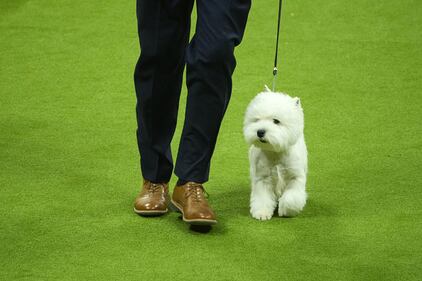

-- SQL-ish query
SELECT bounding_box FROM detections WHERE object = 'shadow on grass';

[210,181,336,221]
[130,182,335,234]
[172,213,226,235]
[0,0,29,14]
[267,199,336,220]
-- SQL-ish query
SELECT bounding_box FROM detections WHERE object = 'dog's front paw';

[278,188,307,217]
[251,209,273,221]
[278,204,300,217]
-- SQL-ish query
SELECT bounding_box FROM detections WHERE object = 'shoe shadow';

[171,214,224,235]
[168,201,226,234]
[189,225,213,233]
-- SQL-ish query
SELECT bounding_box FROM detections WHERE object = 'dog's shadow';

[211,182,335,221]
[272,198,336,219]
[211,184,251,216]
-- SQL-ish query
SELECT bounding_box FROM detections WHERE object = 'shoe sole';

[170,200,217,225]
[133,208,168,216]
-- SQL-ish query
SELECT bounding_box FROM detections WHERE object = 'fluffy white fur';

[243,86,308,220]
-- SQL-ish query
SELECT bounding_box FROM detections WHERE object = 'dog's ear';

[293,97,301,106]
[264,85,271,92]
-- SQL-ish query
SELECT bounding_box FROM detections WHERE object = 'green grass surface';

[1,0,421,280]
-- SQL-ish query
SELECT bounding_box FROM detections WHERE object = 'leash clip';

[272,67,278,91]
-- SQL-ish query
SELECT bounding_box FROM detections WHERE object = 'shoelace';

[185,183,209,203]
[147,183,165,194]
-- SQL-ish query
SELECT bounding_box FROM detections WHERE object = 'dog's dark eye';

[273,119,280,124]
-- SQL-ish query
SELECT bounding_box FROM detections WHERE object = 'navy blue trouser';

[134,0,251,183]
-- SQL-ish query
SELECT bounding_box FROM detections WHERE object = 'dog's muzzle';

[257,129,265,138]
[257,129,267,143]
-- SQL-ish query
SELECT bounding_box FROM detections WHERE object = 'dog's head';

[243,86,304,153]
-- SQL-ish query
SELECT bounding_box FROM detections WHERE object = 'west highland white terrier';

[243,86,308,220]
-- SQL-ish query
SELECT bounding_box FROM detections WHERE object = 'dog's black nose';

[257,129,265,138]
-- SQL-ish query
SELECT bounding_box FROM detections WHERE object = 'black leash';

[272,0,283,91]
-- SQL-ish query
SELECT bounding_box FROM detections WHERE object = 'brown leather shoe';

[171,182,217,225]
[134,180,169,216]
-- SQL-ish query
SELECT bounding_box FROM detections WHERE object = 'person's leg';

[134,0,194,183]
[174,0,251,183]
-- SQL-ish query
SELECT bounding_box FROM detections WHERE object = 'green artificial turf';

[1,0,421,280]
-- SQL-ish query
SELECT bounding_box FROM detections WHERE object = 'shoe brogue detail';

[134,180,169,215]
[171,182,217,225]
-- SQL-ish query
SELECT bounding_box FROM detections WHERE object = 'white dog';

[243,86,308,220]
